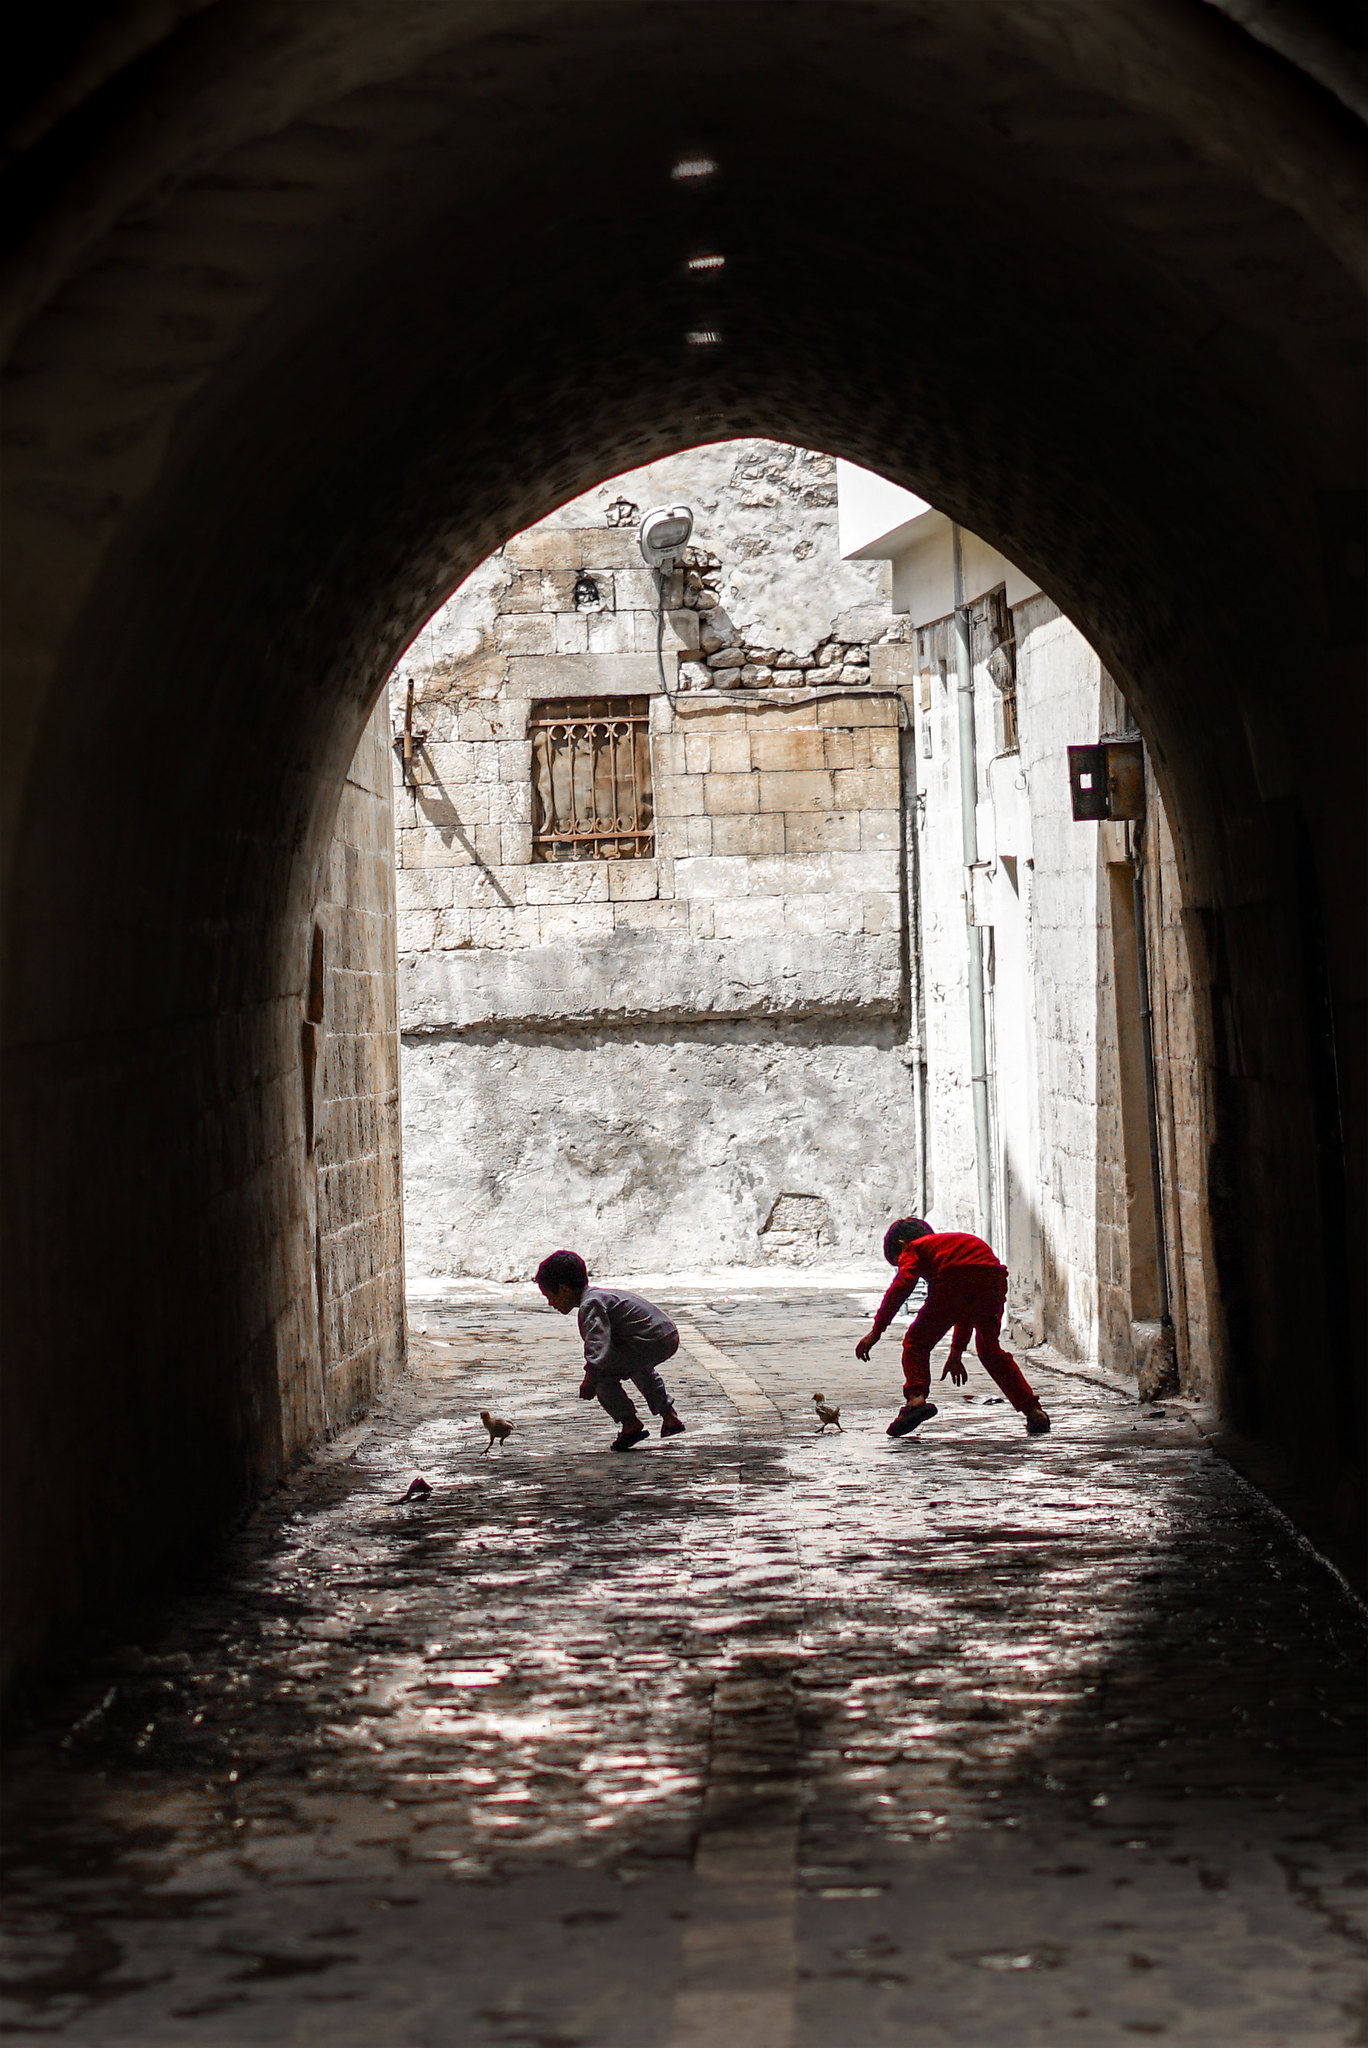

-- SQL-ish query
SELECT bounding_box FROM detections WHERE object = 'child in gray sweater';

[535,1249,687,1452]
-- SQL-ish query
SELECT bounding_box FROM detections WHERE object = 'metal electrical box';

[1068,739,1145,822]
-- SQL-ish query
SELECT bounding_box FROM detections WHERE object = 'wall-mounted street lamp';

[639,504,693,569]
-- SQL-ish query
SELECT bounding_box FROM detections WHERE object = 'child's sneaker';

[610,1421,649,1452]
[1024,1404,1052,1436]
[659,1410,686,1438]
[887,1401,937,1437]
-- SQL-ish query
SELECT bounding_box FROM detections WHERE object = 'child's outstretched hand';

[854,1332,876,1362]
[578,1373,596,1400]
[941,1354,968,1385]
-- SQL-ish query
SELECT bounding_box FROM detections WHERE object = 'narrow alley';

[4,9,1365,2046]
[4,1289,1363,2046]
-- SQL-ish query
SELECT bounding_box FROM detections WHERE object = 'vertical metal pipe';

[1131,827,1172,1326]
[898,698,931,1217]
[953,524,994,1241]
[653,566,675,699]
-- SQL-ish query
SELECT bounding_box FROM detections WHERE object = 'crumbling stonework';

[429,441,893,653]
[673,538,887,691]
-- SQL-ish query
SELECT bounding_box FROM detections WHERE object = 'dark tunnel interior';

[1,0,1364,1687]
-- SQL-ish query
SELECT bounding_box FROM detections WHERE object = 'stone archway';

[2,0,1363,1681]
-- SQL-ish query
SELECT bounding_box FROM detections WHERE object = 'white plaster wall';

[909,588,1114,1361]
[890,520,1040,625]
[401,1024,918,1281]
[984,752,1040,1333]
[835,460,929,557]
[912,659,979,1235]
[1012,597,1108,1361]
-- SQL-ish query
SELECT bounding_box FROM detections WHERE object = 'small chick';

[812,1391,843,1434]
[401,1475,432,1501]
[480,1409,513,1455]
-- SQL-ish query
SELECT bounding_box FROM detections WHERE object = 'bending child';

[536,1250,687,1453]
[856,1217,1051,1439]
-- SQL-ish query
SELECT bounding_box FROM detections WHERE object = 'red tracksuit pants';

[901,1270,1037,1411]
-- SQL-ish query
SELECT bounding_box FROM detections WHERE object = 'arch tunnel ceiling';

[1,0,1364,1669]
[7,0,1365,961]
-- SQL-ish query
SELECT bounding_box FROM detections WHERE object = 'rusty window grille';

[530,696,654,861]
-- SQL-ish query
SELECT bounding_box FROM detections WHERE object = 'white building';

[840,462,1210,1386]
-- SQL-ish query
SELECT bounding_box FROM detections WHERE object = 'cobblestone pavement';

[3,1287,1365,2046]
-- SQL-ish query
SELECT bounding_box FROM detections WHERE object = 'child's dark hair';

[536,1249,588,1294]
[883,1216,933,1266]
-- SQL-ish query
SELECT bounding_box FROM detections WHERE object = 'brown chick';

[479,1409,513,1455]
[812,1392,843,1433]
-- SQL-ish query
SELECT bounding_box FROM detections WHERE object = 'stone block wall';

[396,684,915,1280]
[312,700,405,1422]
[396,689,904,1018]
[1089,670,1151,1376]
[1146,788,1220,1400]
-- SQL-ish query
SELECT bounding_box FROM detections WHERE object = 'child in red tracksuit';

[855,1216,1051,1438]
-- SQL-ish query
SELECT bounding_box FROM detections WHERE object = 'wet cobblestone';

[2,1287,1365,2044]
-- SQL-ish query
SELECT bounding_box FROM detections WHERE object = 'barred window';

[530,696,654,861]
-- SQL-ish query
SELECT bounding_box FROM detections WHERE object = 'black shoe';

[659,1411,686,1438]
[1024,1405,1052,1436]
[887,1402,937,1438]
[611,1422,649,1452]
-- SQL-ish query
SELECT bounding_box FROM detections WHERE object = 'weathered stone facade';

[391,444,921,1280]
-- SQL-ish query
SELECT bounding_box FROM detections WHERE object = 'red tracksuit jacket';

[868,1231,1007,1342]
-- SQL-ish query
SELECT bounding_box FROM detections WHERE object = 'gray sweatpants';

[590,1332,679,1425]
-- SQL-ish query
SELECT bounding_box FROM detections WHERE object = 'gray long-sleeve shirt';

[577,1287,679,1374]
